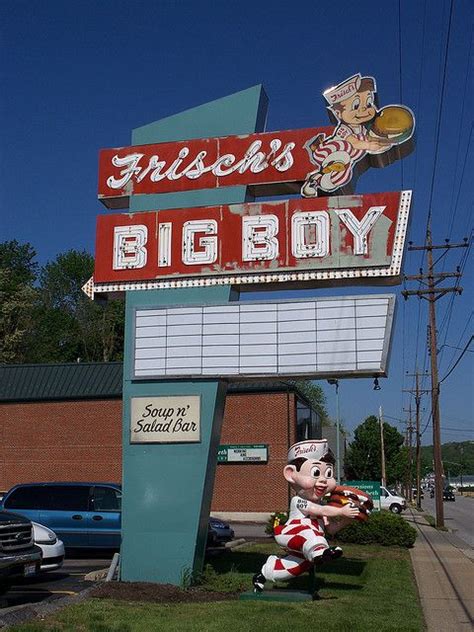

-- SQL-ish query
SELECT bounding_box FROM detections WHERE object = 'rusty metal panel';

[92,191,411,295]
[97,126,334,207]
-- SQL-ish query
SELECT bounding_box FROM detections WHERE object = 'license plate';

[24,563,37,577]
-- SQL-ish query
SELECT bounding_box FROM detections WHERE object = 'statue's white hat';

[287,439,333,463]
[323,73,361,105]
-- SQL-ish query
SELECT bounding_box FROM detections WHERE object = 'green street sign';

[218,444,268,463]
[345,480,381,510]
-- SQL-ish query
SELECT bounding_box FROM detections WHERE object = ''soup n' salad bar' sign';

[130,396,201,443]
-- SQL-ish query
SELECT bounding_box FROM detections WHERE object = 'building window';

[296,397,321,441]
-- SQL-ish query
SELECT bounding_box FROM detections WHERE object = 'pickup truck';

[380,486,407,513]
[0,510,42,595]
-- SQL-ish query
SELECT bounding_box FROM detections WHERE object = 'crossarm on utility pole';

[401,286,463,300]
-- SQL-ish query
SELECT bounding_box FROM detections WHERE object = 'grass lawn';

[8,543,424,632]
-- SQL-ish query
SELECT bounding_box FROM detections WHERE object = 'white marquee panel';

[132,294,395,379]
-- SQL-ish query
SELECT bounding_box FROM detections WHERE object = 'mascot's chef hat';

[287,439,333,463]
[323,73,362,105]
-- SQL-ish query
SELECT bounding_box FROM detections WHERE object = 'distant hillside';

[420,441,474,475]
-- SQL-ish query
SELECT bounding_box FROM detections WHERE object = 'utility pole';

[402,225,468,528]
[379,406,386,488]
[327,379,341,483]
[406,409,414,503]
[404,371,430,511]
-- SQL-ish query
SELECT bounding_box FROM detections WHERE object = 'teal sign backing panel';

[121,86,268,584]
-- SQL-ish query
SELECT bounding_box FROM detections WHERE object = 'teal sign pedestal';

[120,86,268,584]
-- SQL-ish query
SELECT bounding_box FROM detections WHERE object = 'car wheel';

[390,504,402,514]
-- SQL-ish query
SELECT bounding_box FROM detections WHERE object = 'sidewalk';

[404,507,474,631]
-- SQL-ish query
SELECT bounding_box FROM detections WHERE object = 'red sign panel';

[98,126,333,208]
[93,191,411,291]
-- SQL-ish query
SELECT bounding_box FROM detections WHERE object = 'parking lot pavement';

[231,522,268,540]
[0,552,114,611]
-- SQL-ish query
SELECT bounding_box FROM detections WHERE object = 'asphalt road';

[0,551,114,611]
[419,492,473,547]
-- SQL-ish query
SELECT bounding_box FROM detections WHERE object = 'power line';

[398,0,404,189]
[421,411,433,436]
[438,232,472,370]
[423,0,455,231]
[440,335,474,384]
[447,124,474,238]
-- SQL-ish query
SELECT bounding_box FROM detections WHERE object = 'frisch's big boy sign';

[91,74,415,295]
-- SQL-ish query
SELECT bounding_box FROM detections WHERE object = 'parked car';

[1,483,234,551]
[443,487,456,502]
[209,517,234,545]
[380,486,407,514]
[0,483,122,549]
[32,522,65,571]
[0,510,42,595]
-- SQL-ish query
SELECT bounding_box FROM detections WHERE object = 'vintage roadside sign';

[89,73,416,298]
[346,480,381,510]
[89,191,411,296]
[103,76,416,586]
[97,73,414,209]
[218,444,268,463]
[130,395,201,443]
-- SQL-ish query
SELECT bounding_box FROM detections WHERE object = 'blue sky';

[2,0,472,445]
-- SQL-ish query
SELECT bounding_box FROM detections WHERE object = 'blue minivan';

[0,483,121,548]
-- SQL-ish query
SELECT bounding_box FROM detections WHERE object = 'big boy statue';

[253,439,363,592]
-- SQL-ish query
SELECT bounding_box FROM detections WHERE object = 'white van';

[380,487,406,514]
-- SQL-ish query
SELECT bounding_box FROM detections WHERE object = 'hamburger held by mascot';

[327,486,374,522]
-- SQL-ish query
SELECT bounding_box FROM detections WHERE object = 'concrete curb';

[405,506,474,562]
[225,538,246,549]
[405,507,474,631]
[84,569,108,581]
[0,585,97,629]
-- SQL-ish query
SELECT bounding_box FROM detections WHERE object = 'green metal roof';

[0,363,305,403]
[0,362,123,402]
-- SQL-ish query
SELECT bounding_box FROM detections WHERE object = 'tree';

[31,250,124,363]
[0,243,125,364]
[0,240,38,290]
[0,241,39,363]
[292,380,329,425]
[421,441,474,477]
[344,415,406,485]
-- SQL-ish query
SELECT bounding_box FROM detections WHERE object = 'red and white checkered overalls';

[261,495,329,582]
[302,123,367,196]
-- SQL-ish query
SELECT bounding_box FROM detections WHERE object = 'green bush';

[265,511,288,535]
[335,511,417,547]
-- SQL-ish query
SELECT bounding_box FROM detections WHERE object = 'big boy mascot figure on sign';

[253,439,359,593]
[301,73,414,197]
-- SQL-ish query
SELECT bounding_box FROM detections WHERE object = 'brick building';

[0,363,322,519]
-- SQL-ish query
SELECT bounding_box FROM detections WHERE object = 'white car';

[32,522,65,571]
